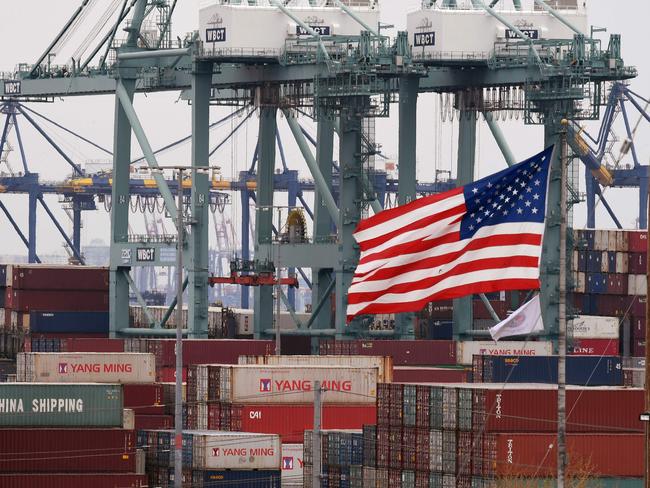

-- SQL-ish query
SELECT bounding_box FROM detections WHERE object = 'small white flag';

[489,295,544,341]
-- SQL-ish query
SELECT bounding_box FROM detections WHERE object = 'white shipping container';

[594,230,609,251]
[238,355,393,383]
[576,272,586,294]
[569,316,619,339]
[192,431,281,470]
[281,443,304,487]
[227,365,378,404]
[600,251,609,273]
[616,252,628,274]
[17,352,156,383]
[456,341,554,365]
[628,275,647,296]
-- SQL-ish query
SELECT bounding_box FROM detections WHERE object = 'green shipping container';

[0,383,123,427]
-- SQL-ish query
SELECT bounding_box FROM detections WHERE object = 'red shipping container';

[332,340,457,365]
[0,474,147,488]
[237,404,376,443]
[156,366,188,382]
[0,429,136,472]
[492,433,643,477]
[633,339,645,357]
[6,289,108,312]
[631,316,646,340]
[632,296,647,318]
[569,338,619,356]
[393,366,470,383]
[628,231,648,252]
[628,252,647,273]
[145,339,275,367]
[134,414,174,429]
[9,265,108,291]
[123,383,164,414]
[61,337,124,352]
[476,387,643,433]
[473,300,507,320]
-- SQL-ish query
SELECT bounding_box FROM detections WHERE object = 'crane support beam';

[533,0,584,37]
[333,0,380,38]
[37,195,84,264]
[0,199,41,263]
[484,114,517,167]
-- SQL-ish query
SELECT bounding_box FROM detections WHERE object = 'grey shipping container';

[0,383,123,427]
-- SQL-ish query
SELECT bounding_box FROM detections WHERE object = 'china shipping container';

[238,354,393,383]
[473,355,623,385]
[29,311,109,334]
[489,433,643,477]
[319,340,457,366]
[0,428,137,472]
[0,474,147,488]
[236,404,377,442]
[456,341,554,365]
[17,352,156,383]
[6,264,108,290]
[0,383,123,427]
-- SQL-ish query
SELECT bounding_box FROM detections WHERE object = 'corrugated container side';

[9,265,108,291]
[456,341,554,365]
[0,383,123,427]
[491,433,643,477]
[17,352,156,383]
[192,431,281,470]
[7,289,109,312]
[29,311,109,334]
[196,470,281,488]
[569,338,619,356]
[0,428,136,472]
[0,474,147,488]
[393,366,469,383]
[320,340,456,365]
[60,337,125,352]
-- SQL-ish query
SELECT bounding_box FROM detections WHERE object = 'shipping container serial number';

[414,31,435,47]
[136,247,156,262]
[206,28,226,43]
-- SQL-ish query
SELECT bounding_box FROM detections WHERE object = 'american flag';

[346,146,553,321]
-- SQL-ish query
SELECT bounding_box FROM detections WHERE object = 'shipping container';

[123,383,163,414]
[17,352,155,383]
[190,365,378,404]
[569,338,619,356]
[7,264,108,290]
[320,340,457,366]
[189,430,281,469]
[628,231,648,252]
[0,474,148,488]
[393,366,470,383]
[61,337,125,352]
[194,470,281,488]
[0,428,137,472]
[457,341,554,365]
[0,383,123,427]
[490,433,643,477]
[29,311,108,334]
[6,289,108,312]
[237,404,376,443]
[239,355,393,383]
[282,444,305,487]
[473,355,623,386]
[135,414,174,429]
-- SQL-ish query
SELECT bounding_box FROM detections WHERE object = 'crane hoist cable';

[53,0,100,56]
[71,0,123,65]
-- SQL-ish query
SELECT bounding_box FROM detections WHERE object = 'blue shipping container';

[478,356,623,386]
[29,310,109,333]
[195,470,281,488]
[428,320,453,340]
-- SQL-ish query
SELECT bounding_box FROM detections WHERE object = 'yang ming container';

[456,341,554,365]
[0,428,137,472]
[17,352,155,383]
[191,431,281,470]
[473,356,623,386]
[238,355,393,383]
[0,383,123,427]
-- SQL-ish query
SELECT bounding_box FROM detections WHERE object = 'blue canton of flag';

[460,146,552,239]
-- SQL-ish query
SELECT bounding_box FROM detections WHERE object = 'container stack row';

[0,265,110,359]
[136,429,282,488]
[572,229,647,358]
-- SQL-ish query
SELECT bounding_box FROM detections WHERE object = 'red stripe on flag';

[348,255,539,305]
[346,278,541,320]
[354,187,464,234]
[357,203,466,251]
[355,233,543,282]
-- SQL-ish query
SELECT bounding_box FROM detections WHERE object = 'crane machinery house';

[199,0,380,56]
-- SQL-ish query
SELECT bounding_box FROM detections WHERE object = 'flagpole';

[557,124,568,487]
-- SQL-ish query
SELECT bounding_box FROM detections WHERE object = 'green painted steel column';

[313,110,335,336]
[109,77,135,337]
[542,121,562,339]
[395,75,419,339]
[189,61,212,338]
[336,100,365,339]
[253,105,277,338]
[453,110,477,340]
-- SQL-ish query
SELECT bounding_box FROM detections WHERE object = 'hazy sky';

[0,0,648,259]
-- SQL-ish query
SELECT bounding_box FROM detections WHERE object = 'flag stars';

[534,180,540,186]
[469,224,475,231]
[472,187,479,194]
[533,194,540,200]
[525,201,532,207]
[499,194,505,200]
[487,182,493,188]
[532,208,539,214]
[516,208,523,215]
[526,187,532,193]
[476,217,482,223]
